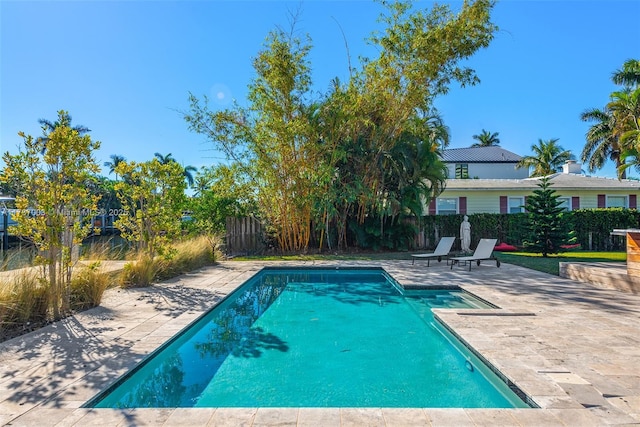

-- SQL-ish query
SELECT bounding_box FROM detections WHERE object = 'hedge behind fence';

[420,208,640,251]
[571,208,640,251]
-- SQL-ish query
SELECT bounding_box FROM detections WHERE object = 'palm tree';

[580,108,625,179]
[610,88,640,177]
[516,138,573,177]
[612,59,640,87]
[581,59,640,179]
[104,154,127,180]
[192,174,212,197]
[183,165,197,188]
[154,152,197,187]
[608,88,640,165]
[36,111,90,153]
[385,122,447,217]
[154,152,176,165]
[470,129,500,147]
[424,114,450,150]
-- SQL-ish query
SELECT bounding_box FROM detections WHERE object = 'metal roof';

[441,147,523,163]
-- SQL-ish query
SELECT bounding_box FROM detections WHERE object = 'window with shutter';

[571,196,580,210]
[436,198,458,215]
[508,197,524,213]
[428,199,436,215]
[459,197,467,215]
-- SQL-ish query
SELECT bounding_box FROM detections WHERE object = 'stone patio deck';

[1,259,639,426]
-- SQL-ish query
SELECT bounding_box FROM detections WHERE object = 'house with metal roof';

[442,146,528,179]
[431,148,640,215]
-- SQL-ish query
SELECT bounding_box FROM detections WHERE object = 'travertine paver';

[1,259,639,426]
[296,408,341,427]
[380,408,430,427]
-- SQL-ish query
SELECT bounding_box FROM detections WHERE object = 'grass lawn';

[233,250,627,276]
[232,252,412,262]
[494,251,626,275]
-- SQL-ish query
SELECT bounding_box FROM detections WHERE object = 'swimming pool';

[87,267,530,408]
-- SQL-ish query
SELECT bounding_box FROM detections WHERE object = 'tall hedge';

[420,213,528,250]
[420,208,639,251]
[571,208,639,250]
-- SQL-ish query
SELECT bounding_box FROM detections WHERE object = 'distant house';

[0,196,18,232]
[441,146,528,180]
[430,148,640,215]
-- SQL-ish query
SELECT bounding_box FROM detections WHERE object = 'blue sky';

[1,0,639,180]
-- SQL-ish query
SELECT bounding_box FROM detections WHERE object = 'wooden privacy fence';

[225,216,265,255]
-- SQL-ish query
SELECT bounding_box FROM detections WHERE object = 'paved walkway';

[1,259,639,426]
[0,261,127,280]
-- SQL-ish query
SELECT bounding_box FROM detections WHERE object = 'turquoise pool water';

[89,268,529,408]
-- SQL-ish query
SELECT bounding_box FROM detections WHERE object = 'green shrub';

[571,208,639,250]
[348,216,418,251]
[421,213,528,248]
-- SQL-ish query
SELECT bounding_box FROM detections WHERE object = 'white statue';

[460,215,471,252]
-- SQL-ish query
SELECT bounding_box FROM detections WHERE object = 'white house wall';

[466,191,527,213]
[446,163,528,180]
[579,194,599,210]
[437,190,524,214]
[433,189,640,214]
[470,163,529,179]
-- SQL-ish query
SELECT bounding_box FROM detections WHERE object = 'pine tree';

[523,176,575,257]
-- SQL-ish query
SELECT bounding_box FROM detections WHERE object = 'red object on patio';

[494,242,517,252]
[560,243,581,250]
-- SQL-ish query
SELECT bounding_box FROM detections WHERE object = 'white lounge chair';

[411,236,456,266]
[450,238,500,271]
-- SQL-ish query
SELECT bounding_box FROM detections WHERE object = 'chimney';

[562,160,582,174]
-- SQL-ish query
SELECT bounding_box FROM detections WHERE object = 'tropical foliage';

[36,112,90,153]
[185,0,497,252]
[186,164,255,236]
[470,129,500,147]
[1,110,101,319]
[154,152,197,187]
[104,154,126,180]
[581,59,640,179]
[516,138,573,177]
[580,107,622,177]
[114,158,187,259]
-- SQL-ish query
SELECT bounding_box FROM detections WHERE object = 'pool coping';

[1,260,639,426]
